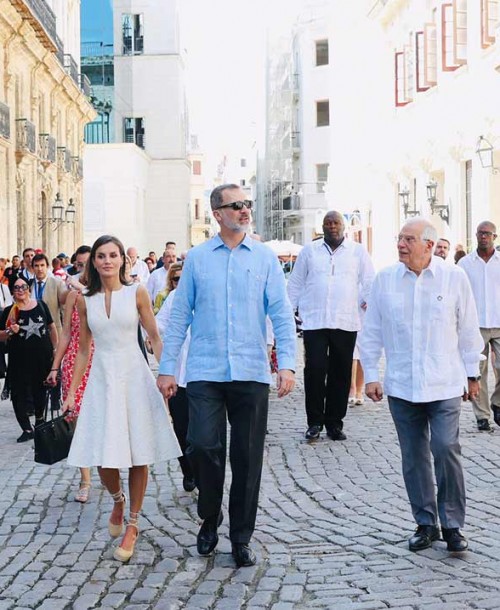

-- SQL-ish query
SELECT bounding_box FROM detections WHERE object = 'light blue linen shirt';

[158,234,296,384]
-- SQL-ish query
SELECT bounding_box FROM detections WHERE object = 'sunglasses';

[216,200,253,211]
[13,285,29,292]
[172,276,181,283]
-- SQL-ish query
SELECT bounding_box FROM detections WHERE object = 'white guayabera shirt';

[359,256,484,404]
[458,249,500,328]
[287,238,375,332]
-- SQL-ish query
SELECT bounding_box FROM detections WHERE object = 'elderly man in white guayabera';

[359,218,484,554]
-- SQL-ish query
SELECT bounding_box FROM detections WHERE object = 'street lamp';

[476,135,499,173]
[38,193,77,231]
[399,186,419,218]
[65,198,76,223]
[426,179,450,224]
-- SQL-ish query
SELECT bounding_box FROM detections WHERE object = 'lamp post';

[426,179,450,224]
[38,193,77,231]
[399,186,419,218]
[476,135,499,173]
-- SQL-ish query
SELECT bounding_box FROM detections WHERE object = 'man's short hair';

[74,245,91,257]
[437,238,450,246]
[32,253,49,266]
[422,225,438,243]
[210,183,240,210]
[22,247,35,257]
[165,241,176,248]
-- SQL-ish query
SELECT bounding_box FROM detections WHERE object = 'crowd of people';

[0,184,498,566]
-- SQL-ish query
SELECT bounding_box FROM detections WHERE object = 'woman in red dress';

[47,281,94,502]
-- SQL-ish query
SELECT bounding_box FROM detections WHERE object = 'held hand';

[10,323,20,334]
[276,369,295,398]
[463,379,480,402]
[366,382,383,402]
[157,374,177,400]
[45,370,58,386]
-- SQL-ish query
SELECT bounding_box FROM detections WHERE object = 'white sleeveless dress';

[68,283,181,468]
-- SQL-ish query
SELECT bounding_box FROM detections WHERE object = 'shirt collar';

[471,248,500,261]
[400,255,439,278]
[322,238,347,254]
[211,233,254,251]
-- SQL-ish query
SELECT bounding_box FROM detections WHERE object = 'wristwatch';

[467,376,481,381]
[5,328,13,337]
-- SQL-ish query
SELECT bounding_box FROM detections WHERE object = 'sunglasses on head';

[216,200,253,211]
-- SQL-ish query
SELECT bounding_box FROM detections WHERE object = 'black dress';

[0,302,54,432]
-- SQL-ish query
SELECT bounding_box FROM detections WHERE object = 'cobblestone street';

[1,348,500,610]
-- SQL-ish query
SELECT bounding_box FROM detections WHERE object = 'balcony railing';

[64,54,79,86]
[0,102,10,139]
[11,0,57,52]
[81,41,114,58]
[16,119,36,154]
[55,34,64,66]
[79,73,92,97]
[39,134,56,163]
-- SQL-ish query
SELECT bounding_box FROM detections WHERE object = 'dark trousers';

[12,383,46,432]
[168,387,193,478]
[303,328,357,430]
[186,380,269,544]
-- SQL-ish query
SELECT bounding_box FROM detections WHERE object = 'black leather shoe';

[197,511,223,556]
[477,419,491,431]
[305,425,321,441]
[442,528,468,552]
[492,405,500,427]
[16,430,34,443]
[408,525,440,552]
[231,543,256,567]
[182,476,196,492]
[326,427,347,441]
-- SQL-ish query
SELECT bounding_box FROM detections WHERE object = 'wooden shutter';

[453,0,468,65]
[481,0,498,47]
[424,23,437,86]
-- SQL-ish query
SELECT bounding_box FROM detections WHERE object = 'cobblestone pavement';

[1,347,500,609]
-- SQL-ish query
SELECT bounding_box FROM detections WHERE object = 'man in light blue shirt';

[158,184,296,568]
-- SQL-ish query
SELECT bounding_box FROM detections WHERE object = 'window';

[316,100,329,127]
[394,46,413,106]
[424,22,438,87]
[315,40,329,66]
[122,14,144,55]
[123,117,145,148]
[481,0,498,48]
[193,160,201,175]
[442,1,467,71]
[316,164,329,193]
[195,199,200,220]
[240,179,246,187]
[240,158,246,167]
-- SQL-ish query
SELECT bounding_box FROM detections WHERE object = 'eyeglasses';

[172,276,181,283]
[397,235,430,245]
[477,231,495,237]
[216,200,253,211]
[13,285,29,292]
[74,262,86,269]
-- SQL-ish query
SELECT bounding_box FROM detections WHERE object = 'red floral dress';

[61,305,94,415]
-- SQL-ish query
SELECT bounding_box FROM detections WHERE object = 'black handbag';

[34,394,76,465]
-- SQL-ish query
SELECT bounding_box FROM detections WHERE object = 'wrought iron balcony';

[39,134,56,163]
[16,119,36,154]
[79,74,92,97]
[64,54,79,86]
[11,0,57,51]
[0,102,10,139]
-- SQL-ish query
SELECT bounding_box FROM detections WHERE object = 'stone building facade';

[0,0,95,257]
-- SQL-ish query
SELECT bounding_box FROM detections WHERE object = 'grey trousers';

[471,327,500,421]
[388,396,465,529]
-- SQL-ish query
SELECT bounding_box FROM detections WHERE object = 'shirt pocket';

[247,271,266,302]
[386,293,407,353]
[428,293,455,354]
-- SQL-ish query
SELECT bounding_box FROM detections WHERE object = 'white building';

[260,2,331,244]
[83,0,190,255]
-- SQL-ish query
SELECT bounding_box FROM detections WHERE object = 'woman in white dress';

[63,235,181,563]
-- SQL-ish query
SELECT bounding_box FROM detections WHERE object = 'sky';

[179,0,304,173]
